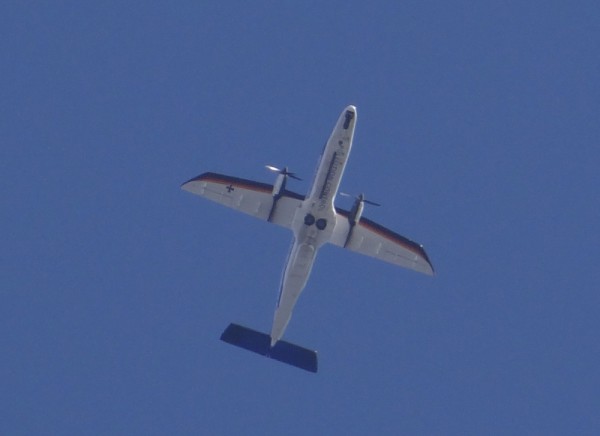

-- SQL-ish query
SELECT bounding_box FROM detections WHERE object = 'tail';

[220,323,318,373]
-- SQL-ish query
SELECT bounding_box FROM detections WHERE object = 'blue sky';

[2,1,599,434]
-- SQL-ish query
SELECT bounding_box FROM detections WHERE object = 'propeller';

[265,165,302,181]
[340,192,380,207]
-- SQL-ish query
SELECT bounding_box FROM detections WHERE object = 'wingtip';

[180,179,196,192]
[419,247,435,276]
[180,172,213,191]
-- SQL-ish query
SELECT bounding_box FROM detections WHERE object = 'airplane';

[181,105,434,373]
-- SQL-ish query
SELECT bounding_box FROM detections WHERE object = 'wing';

[330,208,434,275]
[181,172,304,229]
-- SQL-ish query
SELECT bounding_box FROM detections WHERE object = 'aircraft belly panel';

[271,242,317,343]
[308,107,356,211]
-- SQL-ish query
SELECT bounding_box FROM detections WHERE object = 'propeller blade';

[340,192,380,206]
[265,165,302,181]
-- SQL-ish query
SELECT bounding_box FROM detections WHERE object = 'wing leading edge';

[331,208,434,275]
[181,172,304,229]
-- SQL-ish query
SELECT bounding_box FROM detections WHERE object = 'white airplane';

[181,106,433,372]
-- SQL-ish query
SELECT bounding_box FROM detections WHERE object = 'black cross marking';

[226,184,235,193]
[343,110,354,129]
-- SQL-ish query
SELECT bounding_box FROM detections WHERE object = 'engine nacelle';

[266,165,301,199]
[348,196,365,226]
[272,173,287,198]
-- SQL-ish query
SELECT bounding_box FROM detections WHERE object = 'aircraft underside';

[181,105,433,372]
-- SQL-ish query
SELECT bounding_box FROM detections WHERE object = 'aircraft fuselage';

[270,106,357,344]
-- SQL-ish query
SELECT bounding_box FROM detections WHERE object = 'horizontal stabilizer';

[220,323,318,373]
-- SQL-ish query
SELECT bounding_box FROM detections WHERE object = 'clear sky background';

[2,2,599,435]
